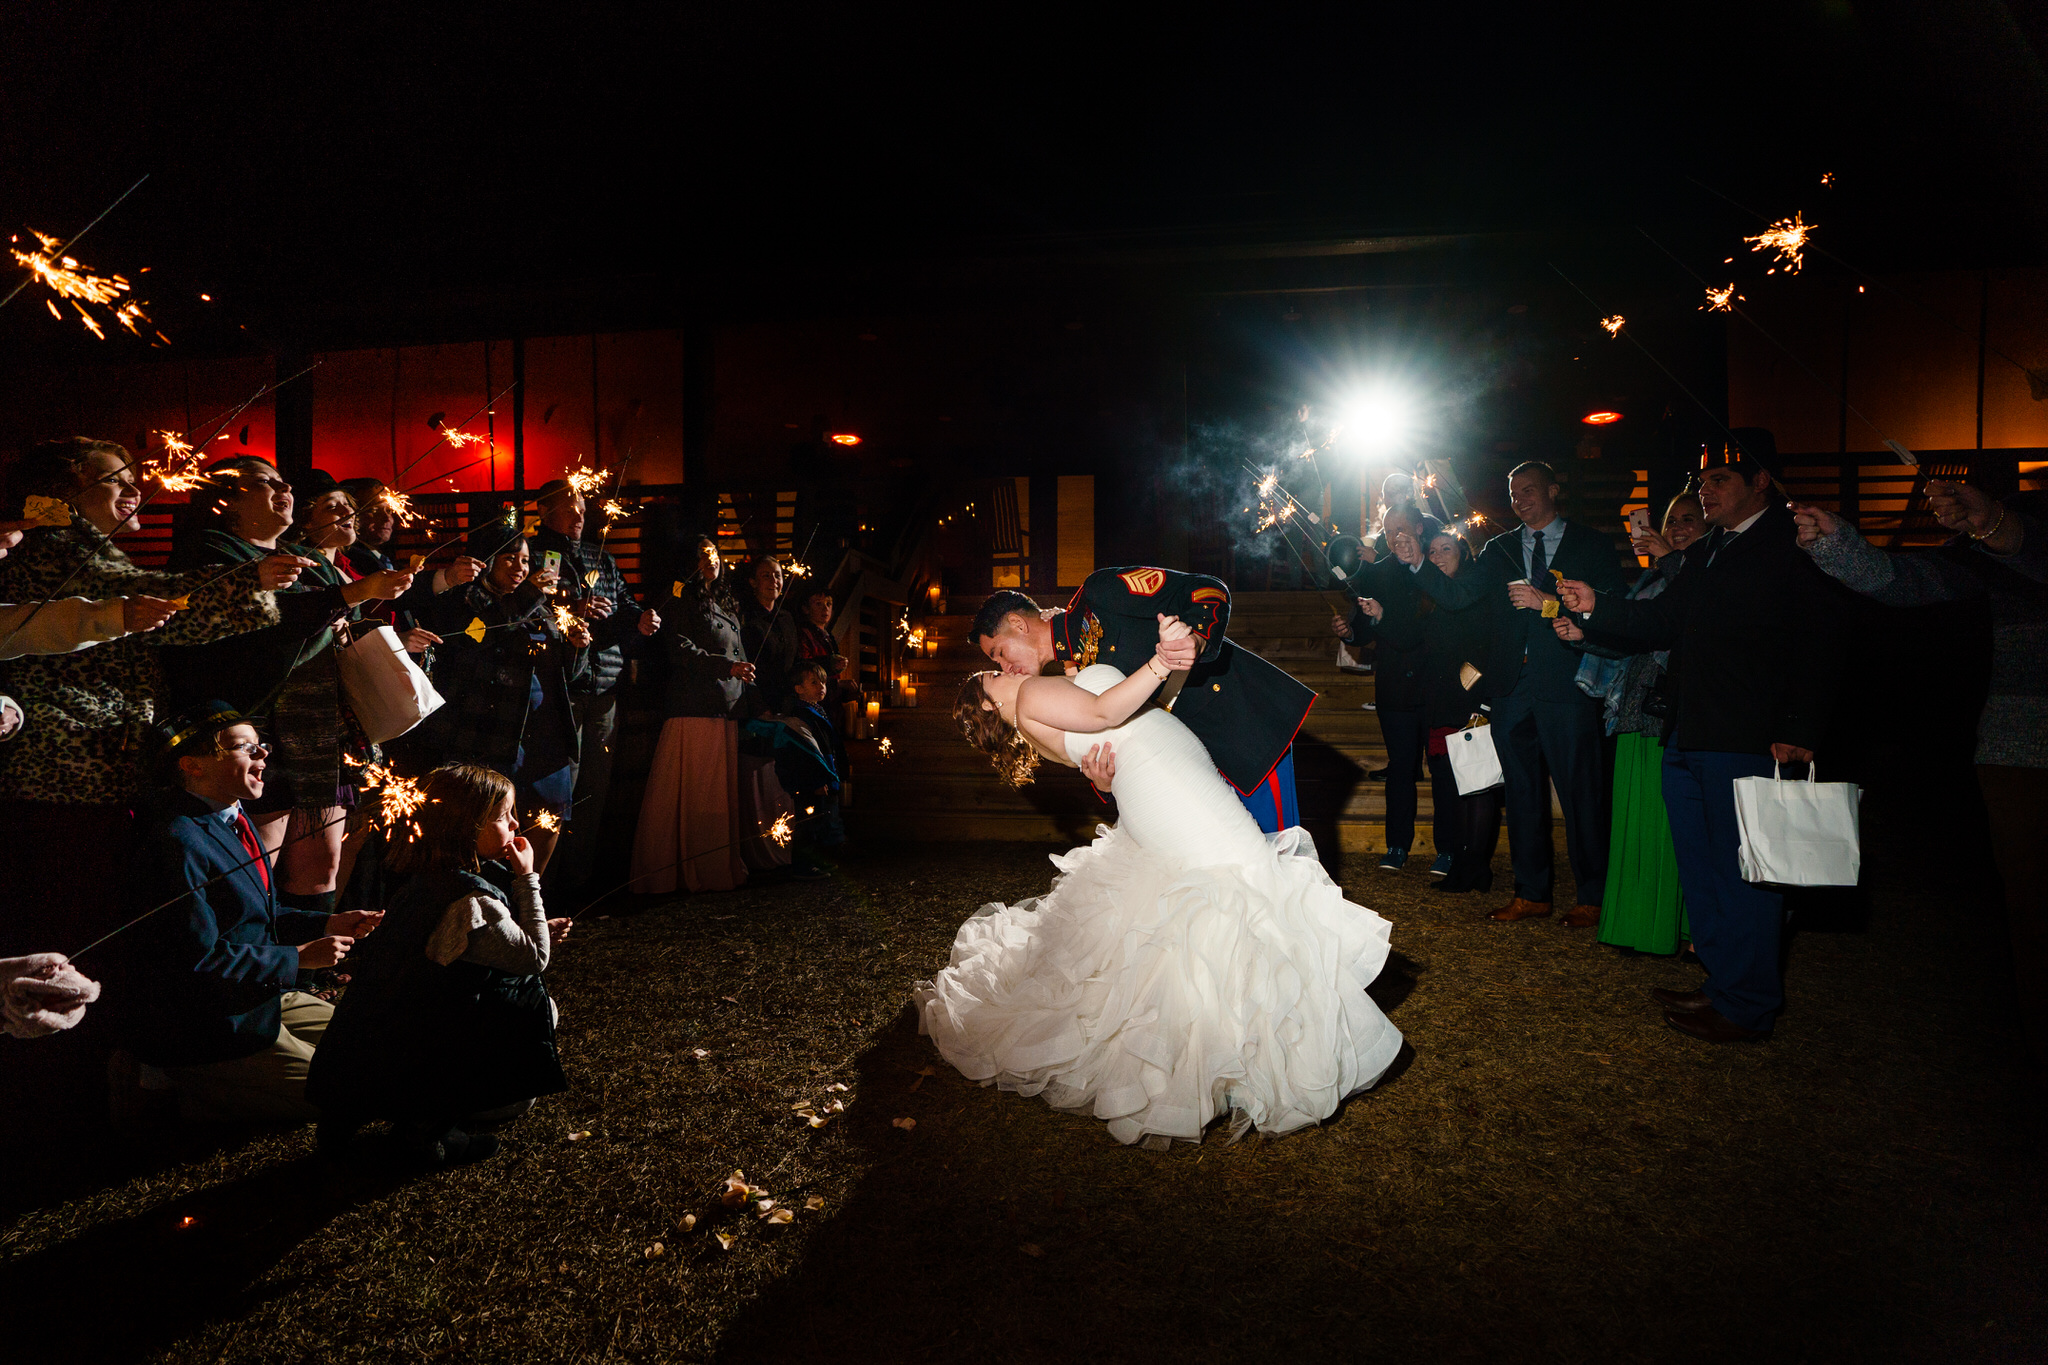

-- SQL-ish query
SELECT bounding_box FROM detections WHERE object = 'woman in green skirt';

[1558,492,1704,955]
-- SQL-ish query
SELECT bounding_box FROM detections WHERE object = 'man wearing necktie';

[122,703,382,1122]
[1410,462,1627,925]
[1556,434,1845,1043]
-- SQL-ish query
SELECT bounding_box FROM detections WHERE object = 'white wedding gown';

[913,665,1404,1146]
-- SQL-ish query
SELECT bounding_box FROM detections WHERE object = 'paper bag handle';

[1770,760,1819,783]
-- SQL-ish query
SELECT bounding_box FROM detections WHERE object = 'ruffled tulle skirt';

[913,824,1403,1146]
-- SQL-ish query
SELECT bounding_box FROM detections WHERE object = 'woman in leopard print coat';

[0,439,302,954]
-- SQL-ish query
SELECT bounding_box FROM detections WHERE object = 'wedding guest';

[1557,437,1843,1042]
[1412,461,1626,927]
[634,536,758,894]
[1333,512,1435,871]
[123,703,381,1122]
[793,583,851,701]
[1796,483,2048,1062]
[335,476,485,631]
[3,592,182,741]
[0,438,299,957]
[309,763,569,1165]
[337,477,398,579]
[1416,527,1503,894]
[1555,492,1705,955]
[740,554,800,713]
[782,658,847,873]
[164,461,420,920]
[419,528,592,876]
[527,479,660,894]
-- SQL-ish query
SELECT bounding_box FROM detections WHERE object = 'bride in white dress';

[913,616,1404,1146]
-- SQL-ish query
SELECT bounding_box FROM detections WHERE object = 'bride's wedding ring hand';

[1155,613,1197,670]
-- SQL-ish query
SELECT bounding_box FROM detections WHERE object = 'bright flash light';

[1334,390,1412,456]
[830,433,861,446]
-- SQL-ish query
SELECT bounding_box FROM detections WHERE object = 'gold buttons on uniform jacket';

[1212,683,1221,691]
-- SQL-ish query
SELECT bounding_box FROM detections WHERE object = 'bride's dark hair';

[954,673,1040,788]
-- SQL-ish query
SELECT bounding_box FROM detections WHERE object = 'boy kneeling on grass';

[309,764,570,1165]
[126,703,380,1123]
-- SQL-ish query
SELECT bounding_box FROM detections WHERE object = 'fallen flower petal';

[680,1214,697,1231]
[716,1231,737,1251]
[755,1199,776,1212]
[805,1196,825,1211]
[568,1131,591,1141]
[826,1083,848,1092]
[691,1048,712,1060]
[644,1243,665,1258]
[807,1115,828,1128]
[892,1117,917,1131]
[1020,1243,1044,1257]
[762,1207,795,1224]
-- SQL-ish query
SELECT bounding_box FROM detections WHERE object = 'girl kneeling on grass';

[309,764,571,1164]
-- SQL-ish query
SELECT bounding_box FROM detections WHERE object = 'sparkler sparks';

[785,559,812,578]
[1599,315,1626,337]
[765,812,794,848]
[554,603,582,636]
[877,737,895,758]
[8,230,153,340]
[530,809,562,833]
[564,465,605,496]
[147,430,210,492]
[437,423,486,448]
[378,488,420,525]
[349,758,428,842]
[1702,283,1743,313]
[1743,211,1814,275]
[600,498,629,521]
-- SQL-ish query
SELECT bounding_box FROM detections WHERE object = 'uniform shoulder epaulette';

[1189,585,1226,604]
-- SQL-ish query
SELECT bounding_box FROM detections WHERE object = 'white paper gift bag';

[1732,761,1862,887]
[1446,721,1504,795]
[334,624,445,744]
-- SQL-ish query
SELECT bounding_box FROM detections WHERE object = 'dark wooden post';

[274,348,313,483]
[682,314,716,536]
[512,336,527,498]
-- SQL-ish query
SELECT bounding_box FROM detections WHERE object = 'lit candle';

[866,698,881,723]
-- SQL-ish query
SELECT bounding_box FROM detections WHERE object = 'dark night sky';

[1,1,2044,348]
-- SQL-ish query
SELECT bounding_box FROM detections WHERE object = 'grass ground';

[1,834,2042,1364]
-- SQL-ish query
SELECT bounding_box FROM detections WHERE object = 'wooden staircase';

[844,591,1434,855]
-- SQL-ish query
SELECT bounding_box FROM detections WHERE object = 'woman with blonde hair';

[916,615,1404,1147]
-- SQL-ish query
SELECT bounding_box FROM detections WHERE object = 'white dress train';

[912,665,1403,1145]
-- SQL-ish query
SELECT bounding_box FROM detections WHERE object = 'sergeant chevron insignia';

[1119,568,1166,596]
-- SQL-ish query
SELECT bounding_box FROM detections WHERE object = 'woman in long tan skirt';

[632,537,757,893]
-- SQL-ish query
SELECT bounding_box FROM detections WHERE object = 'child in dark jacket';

[308,764,571,1164]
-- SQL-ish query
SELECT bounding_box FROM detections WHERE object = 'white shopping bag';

[1445,721,1503,795]
[1732,761,1862,887]
[334,624,445,744]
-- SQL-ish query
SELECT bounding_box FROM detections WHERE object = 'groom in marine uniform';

[971,566,1316,832]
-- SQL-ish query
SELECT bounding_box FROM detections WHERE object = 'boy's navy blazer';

[125,792,329,1068]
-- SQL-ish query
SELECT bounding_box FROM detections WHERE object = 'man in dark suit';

[123,703,379,1122]
[1410,462,1627,925]
[1558,439,1843,1042]
[973,567,1317,832]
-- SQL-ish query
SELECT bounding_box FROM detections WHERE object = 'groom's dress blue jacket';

[1051,566,1315,794]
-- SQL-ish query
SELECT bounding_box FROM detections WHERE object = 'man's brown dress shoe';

[1664,1006,1771,1043]
[1489,897,1552,922]
[1651,987,1712,1012]
[1561,904,1601,928]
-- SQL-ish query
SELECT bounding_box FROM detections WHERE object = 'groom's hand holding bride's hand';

[1078,742,1116,793]
[1155,613,1197,670]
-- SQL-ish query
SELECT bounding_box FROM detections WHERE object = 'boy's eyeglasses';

[221,741,271,758]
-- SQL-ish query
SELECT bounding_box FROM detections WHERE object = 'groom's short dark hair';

[971,590,1041,645]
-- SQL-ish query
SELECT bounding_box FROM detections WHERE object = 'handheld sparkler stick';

[0,174,150,311]
[748,523,822,667]
[393,384,517,483]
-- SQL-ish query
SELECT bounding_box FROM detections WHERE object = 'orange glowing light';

[1581,411,1623,426]
[830,434,861,446]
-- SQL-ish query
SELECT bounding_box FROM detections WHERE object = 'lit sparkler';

[1256,471,1279,499]
[147,429,210,492]
[765,812,794,847]
[1702,283,1743,313]
[437,422,486,448]
[378,487,420,526]
[530,809,562,833]
[351,759,428,842]
[8,230,153,340]
[785,559,812,578]
[1743,211,1814,275]
[877,737,895,758]
[1820,171,1835,186]
[564,465,605,496]
[1599,315,1625,337]
[600,498,629,521]
[554,603,582,635]
[895,609,912,642]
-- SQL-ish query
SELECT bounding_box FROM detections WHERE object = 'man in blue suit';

[124,703,381,1122]
[1411,462,1627,925]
